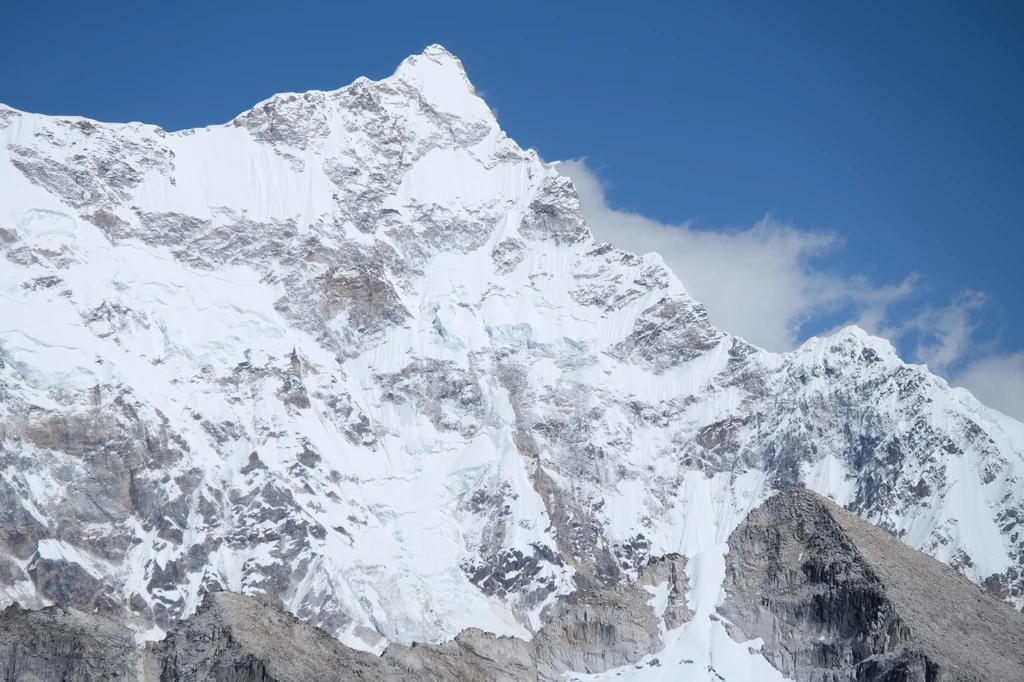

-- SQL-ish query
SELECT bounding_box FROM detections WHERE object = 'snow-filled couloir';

[1,45,1023,681]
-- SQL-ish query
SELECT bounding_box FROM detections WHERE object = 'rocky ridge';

[722,487,1024,681]
[5,489,1023,681]
[1,555,687,681]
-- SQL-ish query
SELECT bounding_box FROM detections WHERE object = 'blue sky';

[3,1,1022,417]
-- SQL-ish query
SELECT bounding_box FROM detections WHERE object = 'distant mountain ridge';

[1,45,1023,680]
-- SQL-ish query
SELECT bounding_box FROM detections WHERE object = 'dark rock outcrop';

[722,488,1024,681]
[0,603,138,680]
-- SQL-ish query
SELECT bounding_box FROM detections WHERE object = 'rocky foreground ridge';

[1,558,686,681]
[723,488,1024,682]
[2,45,1024,680]
[3,489,1022,681]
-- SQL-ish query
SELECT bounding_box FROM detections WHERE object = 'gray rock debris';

[0,552,690,682]
[0,603,138,680]
[153,569,685,682]
[722,487,1024,681]
[532,584,661,679]
[152,591,540,681]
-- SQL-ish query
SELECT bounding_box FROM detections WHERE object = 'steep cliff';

[722,488,1024,681]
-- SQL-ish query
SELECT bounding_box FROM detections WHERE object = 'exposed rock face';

[722,488,1024,681]
[0,562,687,682]
[532,586,662,678]
[153,591,537,682]
[638,553,692,630]
[0,603,137,680]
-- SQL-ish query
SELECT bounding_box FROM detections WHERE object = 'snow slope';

[1,45,1023,679]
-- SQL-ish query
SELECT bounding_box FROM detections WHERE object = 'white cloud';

[888,291,988,374]
[954,352,1024,422]
[557,159,917,352]
[557,159,1024,422]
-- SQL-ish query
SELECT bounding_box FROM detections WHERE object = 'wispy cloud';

[556,159,1024,421]
[558,159,918,352]
[955,352,1024,421]
[888,291,989,375]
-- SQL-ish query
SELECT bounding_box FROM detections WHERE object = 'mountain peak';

[421,43,461,63]
[390,45,491,119]
[3,46,1024,682]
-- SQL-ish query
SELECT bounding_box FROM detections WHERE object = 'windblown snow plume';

[1,46,1023,680]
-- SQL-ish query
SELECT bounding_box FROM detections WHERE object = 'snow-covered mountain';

[1,45,1023,680]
